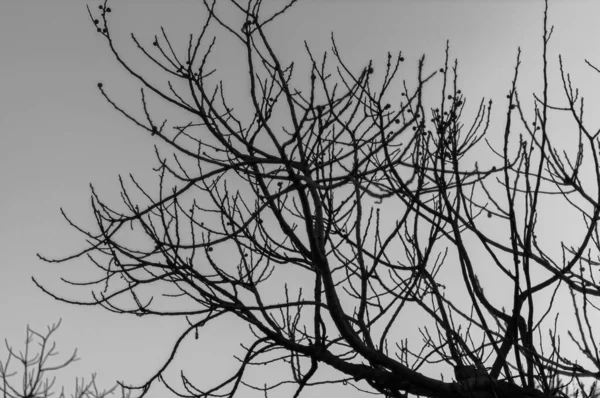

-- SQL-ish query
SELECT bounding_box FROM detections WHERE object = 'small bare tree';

[36,0,600,397]
[0,320,129,398]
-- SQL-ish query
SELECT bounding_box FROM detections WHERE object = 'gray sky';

[2,0,600,397]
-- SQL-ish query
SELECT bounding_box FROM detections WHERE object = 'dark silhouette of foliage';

[36,0,600,397]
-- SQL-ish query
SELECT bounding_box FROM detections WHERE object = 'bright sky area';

[2,0,600,397]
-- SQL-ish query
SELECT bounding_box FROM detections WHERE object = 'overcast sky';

[2,0,600,397]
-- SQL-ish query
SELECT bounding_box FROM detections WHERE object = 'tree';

[36,0,600,397]
[0,320,129,398]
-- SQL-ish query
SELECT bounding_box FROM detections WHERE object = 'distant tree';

[36,0,600,397]
[0,320,128,398]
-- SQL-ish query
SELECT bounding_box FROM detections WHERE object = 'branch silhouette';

[35,1,600,397]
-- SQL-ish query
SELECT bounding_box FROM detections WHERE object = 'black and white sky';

[1,1,600,397]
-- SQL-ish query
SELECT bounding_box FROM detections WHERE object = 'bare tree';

[36,0,600,397]
[0,320,129,398]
